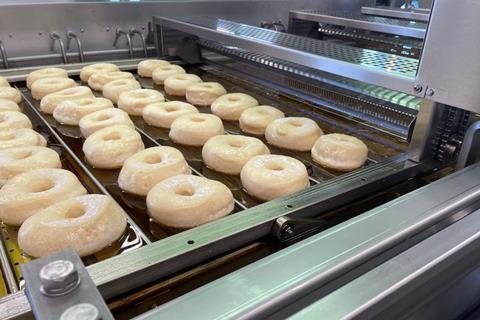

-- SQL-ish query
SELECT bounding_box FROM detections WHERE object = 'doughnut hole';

[64,203,86,219]
[228,96,241,102]
[165,106,178,112]
[265,162,284,171]
[228,140,245,148]
[289,119,304,127]
[175,184,195,197]
[144,153,162,164]
[0,132,14,141]
[95,114,111,122]
[29,179,56,193]
[14,150,33,160]
[190,116,206,123]
[103,132,121,141]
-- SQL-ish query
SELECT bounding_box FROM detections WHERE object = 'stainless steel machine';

[1,0,480,319]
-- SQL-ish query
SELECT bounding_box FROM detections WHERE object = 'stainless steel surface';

[0,40,8,69]
[154,16,421,96]
[49,32,67,64]
[113,28,133,59]
[129,28,148,58]
[361,5,430,22]
[66,31,85,63]
[0,291,32,320]
[289,10,427,38]
[0,237,17,293]
[456,121,480,170]
[134,163,480,320]
[290,207,480,320]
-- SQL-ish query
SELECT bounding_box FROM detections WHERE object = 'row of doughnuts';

[0,74,127,259]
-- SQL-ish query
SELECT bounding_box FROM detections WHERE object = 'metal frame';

[361,5,430,22]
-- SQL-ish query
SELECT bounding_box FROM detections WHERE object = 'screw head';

[80,28,85,33]
[426,88,435,96]
[39,260,80,296]
[60,303,100,320]
[413,84,423,93]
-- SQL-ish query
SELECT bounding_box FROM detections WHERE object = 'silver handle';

[50,32,68,64]
[113,28,133,59]
[66,31,85,63]
[0,40,8,69]
[129,28,148,58]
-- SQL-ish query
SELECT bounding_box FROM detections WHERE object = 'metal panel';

[361,6,430,22]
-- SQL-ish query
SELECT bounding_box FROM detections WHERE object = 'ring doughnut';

[152,64,186,85]
[311,133,369,171]
[142,101,198,128]
[79,108,134,137]
[88,71,135,91]
[0,128,47,150]
[26,68,68,89]
[53,97,114,126]
[0,99,21,112]
[240,154,309,201]
[0,146,62,186]
[31,77,77,100]
[0,87,21,103]
[170,113,224,147]
[102,79,141,103]
[18,194,127,258]
[211,93,258,121]
[186,82,227,107]
[164,74,202,97]
[239,105,284,135]
[83,125,144,169]
[0,111,32,131]
[202,135,270,175]
[80,63,119,82]
[40,86,94,114]
[0,76,9,87]
[117,89,164,116]
[265,117,323,151]
[137,59,170,78]
[146,174,234,228]
[118,146,191,196]
[0,168,87,226]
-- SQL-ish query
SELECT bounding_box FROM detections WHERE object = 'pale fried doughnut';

[0,99,21,112]
[88,71,134,91]
[202,135,270,175]
[137,59,170,78]
[18,194,127,258]
[186,82,227,107]
[102,79,141,103]
[169,113,224,147]
[80,63,119,82]
[26,68,68,89]
[142,101,199,128]
[311,133,369,171]
[31,77,77,100]
[118,146,191,196]
[152,64,186,85]
[0,168,87,226]
[79,108,134,137]
[265,117,323,151]
[40,86,94,114]
[0,76,10,87]
[211,93,258,121]
[53,97,113,126]
[0,87,21,103]
[146,174,234,228]
[0,111,32,131]
[239,105,284,135]
[0,146,61,186]
[117,89,164,116]
[83,125,144,169]
[0,128,46,150]
[164,74,202,97]
[240,154,309,201]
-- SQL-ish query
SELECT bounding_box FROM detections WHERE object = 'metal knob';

[39,260,80,296]
[60,303,100,320]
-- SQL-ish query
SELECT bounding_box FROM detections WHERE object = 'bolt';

[413,84,423,93]
[39,260,80,296]
[80,28,85,33]
[106,27,110,32]
[60,303,100,320]
[38,32,43,36]
[426,88,435,96]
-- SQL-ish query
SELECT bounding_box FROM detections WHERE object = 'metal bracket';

[456,121,480,170]
[50,32,68,64]
[0,40,8,69]
[272,216,329,243]
[21,250,114,320]
[66,31,85,63]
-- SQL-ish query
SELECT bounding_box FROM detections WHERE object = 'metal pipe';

[66,31,85,63]
[0,40,9,69]
[113,28,134,59]
[129,28,148,57]
[49,32,68,63]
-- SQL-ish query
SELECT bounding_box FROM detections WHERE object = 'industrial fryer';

[1,0,480,319]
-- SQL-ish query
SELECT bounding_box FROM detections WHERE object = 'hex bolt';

[426,88,435,96]
[39,260,80,296]
[60,303,100,320]
[413,84,423,93]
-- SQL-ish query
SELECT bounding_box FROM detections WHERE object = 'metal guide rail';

[361,6,431,22]
[290,9,427,39]
[153,16,421,96]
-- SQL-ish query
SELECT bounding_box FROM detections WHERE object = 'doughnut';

[40,86,94,114]
[0,146,62,187]
[53,97,114,126]
[0,99,21,112]
[31,77,77,100]
[79,108,134,137]
[137,59,170,78]
[186,82,227,107]
[240,154,309,201]
[202,135,270,175]
[239,105,284,135]
[118,146,191,196]
[142,101,198,128]
[169,113,224,147]
[0,87,21,103]
[152,64,186,85]
[0,111,32,131]
[211,93,258,121]
[265,117,323,151]
[0,168,87,226]
[311,133,369,172]
[0,128,46,150]
[146,174,234,228]
[18,194,127,258]
[80,63,119,82]
[26,68,68,89]
[0,76,9,87]
[164,74,202,97]
[87,71,135,91]
[117,89,164,116]
[102,79,141,104]
[83,125,144,169]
